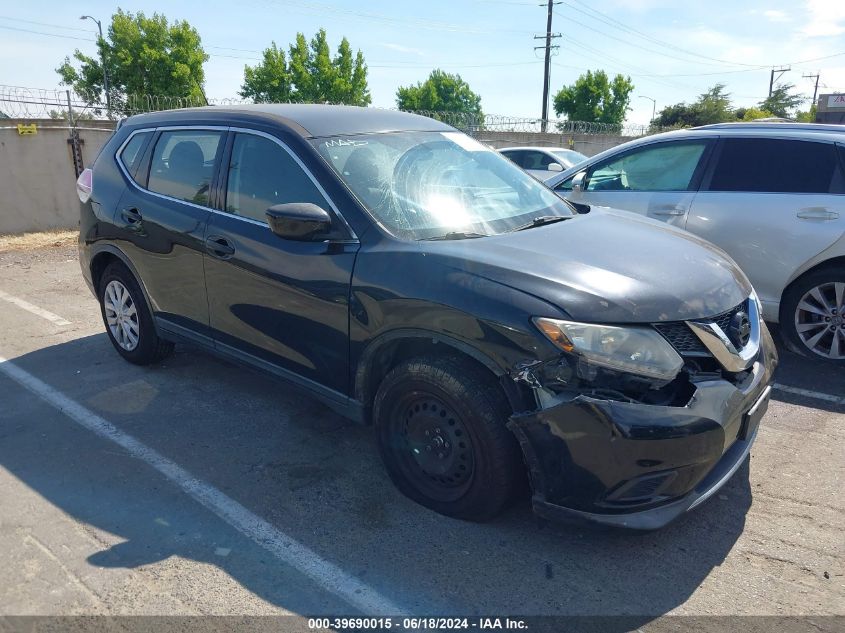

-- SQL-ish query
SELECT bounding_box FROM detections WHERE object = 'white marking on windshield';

[324,138,369,148]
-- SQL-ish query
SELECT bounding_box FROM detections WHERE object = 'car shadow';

[1,333,756,624]
[767,324,845,413]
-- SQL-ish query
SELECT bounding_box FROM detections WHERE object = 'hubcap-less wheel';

[104,280,140,351]
[395,393,475,502]
[794,281,845,359]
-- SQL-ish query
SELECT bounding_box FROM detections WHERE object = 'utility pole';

[803,72,820,107]
[769,66,790,97]
[80,15,111,117]
[534,0,560,132]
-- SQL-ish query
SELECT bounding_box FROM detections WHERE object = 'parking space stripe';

[0,289,72,326]
[772,382,845,405]
[0,355,408,615]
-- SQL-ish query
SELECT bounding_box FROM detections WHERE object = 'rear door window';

[586,141,709,192]
[522,151,555,170]
[708,138,840,193]
[147,130,224,206]
[501,150,526,168]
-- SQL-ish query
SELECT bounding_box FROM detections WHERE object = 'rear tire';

[780,268,845,363]
[98,262,173,365]
[373,355,524,521]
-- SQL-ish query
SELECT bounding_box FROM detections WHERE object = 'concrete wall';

[474,130,640,157]
[0,120,115,234]
[0,120,635,235]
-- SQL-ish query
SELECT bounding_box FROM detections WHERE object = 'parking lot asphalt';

[0,243,842,620]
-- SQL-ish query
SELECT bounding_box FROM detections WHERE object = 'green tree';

[240,30,370,105]
[651,84,735,130]
[795,104,817,122]
[57,10,208,116]
[552,70,634,124]
[735,106,775,121]
[696,84,734,123]
[759,83,804,118]
[396,69,483,117]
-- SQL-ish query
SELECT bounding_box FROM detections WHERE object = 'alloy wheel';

[794,281,845,360]
[104,279,140,351]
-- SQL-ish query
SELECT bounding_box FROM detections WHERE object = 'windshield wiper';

[422,231,489,241]
[508,215,571,232]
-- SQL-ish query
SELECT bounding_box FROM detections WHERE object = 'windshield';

[312,131,572,240]
[551,149,588,167]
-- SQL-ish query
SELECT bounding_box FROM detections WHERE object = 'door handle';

[205,235,235,259]
[120,207,143,229]
[651,205,686,216]
[797,208,839,220]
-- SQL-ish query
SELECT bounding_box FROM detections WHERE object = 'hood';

[429,208,752,323]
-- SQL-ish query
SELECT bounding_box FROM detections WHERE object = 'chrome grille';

[654,300,748,357]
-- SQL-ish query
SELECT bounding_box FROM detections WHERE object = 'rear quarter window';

[709,138,840,194]
[117,131,152,181]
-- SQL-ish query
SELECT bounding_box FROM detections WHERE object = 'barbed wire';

[0,85,652,137]
[402,110,650,136]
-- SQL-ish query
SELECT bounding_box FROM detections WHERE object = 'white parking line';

[0,289,71,326]
[772,383,845,405]
[0,355,408,615]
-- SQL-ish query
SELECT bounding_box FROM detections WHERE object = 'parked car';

[78,105,776,529]
[500,146,588,181]
[546,122,845,363]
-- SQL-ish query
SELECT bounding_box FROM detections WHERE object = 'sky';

[1,0,844,125]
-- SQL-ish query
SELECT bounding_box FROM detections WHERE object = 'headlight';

[533,318,684,384]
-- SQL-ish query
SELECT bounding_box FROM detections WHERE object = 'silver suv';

[547,123,845,363]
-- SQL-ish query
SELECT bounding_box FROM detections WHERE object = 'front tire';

[98,262,173,365]
[780,268,845,363]
[373,356,524,521]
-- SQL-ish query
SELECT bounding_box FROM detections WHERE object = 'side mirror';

[547,163,563,172]
[571,171,587,193]
[266,203,333,241]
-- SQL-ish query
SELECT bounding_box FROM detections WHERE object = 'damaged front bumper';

[508,326,778,530]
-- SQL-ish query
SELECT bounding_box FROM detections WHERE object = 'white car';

[546,122,845,363]
[500,146,588,182]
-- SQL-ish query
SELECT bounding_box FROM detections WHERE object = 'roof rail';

[694,122,844,132]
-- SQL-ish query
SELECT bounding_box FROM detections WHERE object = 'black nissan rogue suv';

[78,105,777,529]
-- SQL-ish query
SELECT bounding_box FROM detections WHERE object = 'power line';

[258,0,536,35]
[562,0,763,68]
[0,24,95,42]
[0,21,546,70]
[552,10,755,69]
[0,15,94,32]
[555,34,693,89]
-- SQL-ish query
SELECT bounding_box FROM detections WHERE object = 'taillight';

[76,168,93,203]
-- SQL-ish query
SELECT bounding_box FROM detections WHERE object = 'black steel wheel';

[374,355,524,521]
[392,392,475,502]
